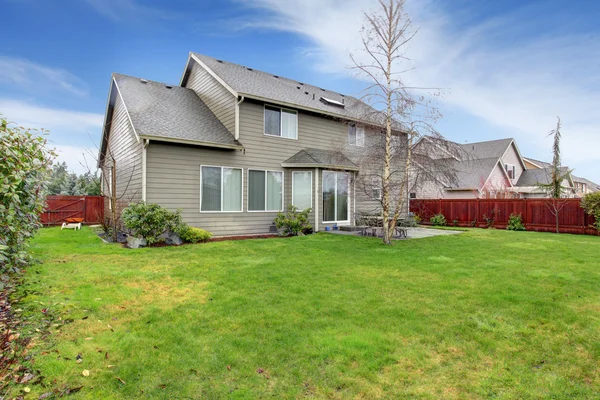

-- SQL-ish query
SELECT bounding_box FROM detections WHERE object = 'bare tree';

[349,0,457,244]
[538,117,573,233]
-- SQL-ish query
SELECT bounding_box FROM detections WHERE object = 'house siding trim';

[189,53,238,97]
[139,135,243,150]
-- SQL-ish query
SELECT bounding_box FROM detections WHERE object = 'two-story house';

[98,52,391,236]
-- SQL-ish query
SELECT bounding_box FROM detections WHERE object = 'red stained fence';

[41,196,104,225]
[410,198,598,235]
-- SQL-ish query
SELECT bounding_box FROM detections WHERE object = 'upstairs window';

[264,105,297,139]
[348,124,365,147]
[505,163,516,180]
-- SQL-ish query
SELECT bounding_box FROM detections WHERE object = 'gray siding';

[500,143,525,184]
[184,60,236,134]
[102,94,143,219]
[146,100,367,236]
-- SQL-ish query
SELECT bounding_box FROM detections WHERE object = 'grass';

[17,227,600,398]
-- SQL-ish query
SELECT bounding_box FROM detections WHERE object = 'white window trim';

[264,104,298,140]
[247,169,285,213]
[291,171,313,211]
[322,171,350,224]
[505,163,516,180]
[348,124,365,147]
[199,165,244,213]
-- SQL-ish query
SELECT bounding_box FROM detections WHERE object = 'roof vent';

[165,85,173,89]
[273,75,279,78]
[140,79,148,84]
[320,88,326,91]
[246,67,253,71]
[320,97,345,108]
[297,86,301,89]
[305,91,309,95]
[216,59,224,63]
[298,82,304,85]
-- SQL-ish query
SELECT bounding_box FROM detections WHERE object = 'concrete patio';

[326,226,464,239]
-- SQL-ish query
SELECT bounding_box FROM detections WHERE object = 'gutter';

[139,135,244,151]
[142,139,149,201]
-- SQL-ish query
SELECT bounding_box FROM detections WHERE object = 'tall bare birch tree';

[350,0,454,244]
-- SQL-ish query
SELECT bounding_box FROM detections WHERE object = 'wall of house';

[443,190,479,199]
[500,143,525,184]
[146,100,370,236]
[184,60,236,134]
[524,159,540,169]
[102,93,143,220]
[484,162,511,192]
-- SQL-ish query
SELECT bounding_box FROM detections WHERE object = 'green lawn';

[19,227,600,398]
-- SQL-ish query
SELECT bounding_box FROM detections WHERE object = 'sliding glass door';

[323,171,349,223]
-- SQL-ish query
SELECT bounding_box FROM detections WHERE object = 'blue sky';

[2,0,599,182]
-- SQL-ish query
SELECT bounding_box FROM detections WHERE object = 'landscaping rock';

[126,236,146,249]
[158,231,182,246]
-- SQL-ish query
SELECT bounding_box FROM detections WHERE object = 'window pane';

[336,173,349,221]
[323,171,336,222]
[265,107,281,136]
[249,170,266,211]
[348,125,356,145]
[223,168,242,211]
[201,166,221,211]
[267,171,283,211]
[292,172,312,210]
[356,128,365,147]
[281,110,297,139]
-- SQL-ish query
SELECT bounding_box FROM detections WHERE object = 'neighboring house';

[523,157,599,197]
[412,138,596,199]
[413,138,527,199]
[98,52,396,236]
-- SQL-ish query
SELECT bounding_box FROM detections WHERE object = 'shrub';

[581,192,600,232]
[430,213,447,226]
[178,226,212,243]
[274,205,312,236]
[506,213,526,231]
[121,202,184,244]
[1,116,54,272]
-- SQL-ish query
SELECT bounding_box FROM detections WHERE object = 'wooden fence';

[41,196,104,225]
[410,198,598,235]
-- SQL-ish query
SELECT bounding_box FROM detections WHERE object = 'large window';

[248,170,283,212]
[348,124,365,147]
[323,171,349,223]
[265,105,298,139]
[200,166,243,212]
[292,171,312,210]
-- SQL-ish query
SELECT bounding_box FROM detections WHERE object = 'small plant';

[482,209,500,228]
[413,214,422,225]
[581,192,600,232]
[430,213,447,226]
[506,213,526,231]
[470,219,477,227]
[274,205,312,236]
[453,219,459,227]
[122,202,184,245]
[178,226,212,243]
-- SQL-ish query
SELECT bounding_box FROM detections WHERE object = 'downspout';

[142,139,149,201]
[353,172,356,225]
[314,168,319,232]
[235,96,245,141]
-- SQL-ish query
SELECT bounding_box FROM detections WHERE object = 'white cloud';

[0,57,89,97]
[0,99,103,173]
[0,98,102,132]
[235,0,600,182]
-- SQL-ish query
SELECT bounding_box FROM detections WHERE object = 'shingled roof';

[186,53,384,126]
[444,158,503,190]
[516,167,571,186]
[458,138,514,160]
[282,148,358,171]
[112,73,241,149]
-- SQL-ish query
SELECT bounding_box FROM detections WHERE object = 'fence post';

[523,198,527,226]
[476,198,479,227]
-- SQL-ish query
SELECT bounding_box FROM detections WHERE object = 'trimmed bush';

[506,213,526,231]
[121,202,184,245]
[1,116,54,272]
[179,226,212,243]
[581,192,600,232]
[274,205,312,236]
[430,213,447,226]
